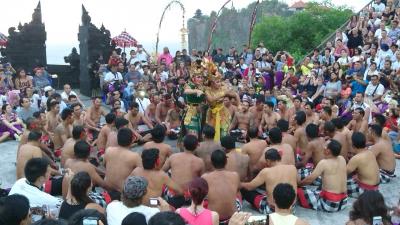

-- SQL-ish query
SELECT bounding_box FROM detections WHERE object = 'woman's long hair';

[70,171,94,205]
[349,191,391,224]
[189,177,209,214]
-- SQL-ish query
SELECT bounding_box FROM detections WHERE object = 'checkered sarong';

[298,167,313,180]
[380,169,396,184]
[297,187,348,212]
[347,176,379,198]
[89,192,106,208]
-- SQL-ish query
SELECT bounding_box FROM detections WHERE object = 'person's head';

[203,125,215,139]
[1,104,11,115]
[47,100,60,113]
[72,125,86,140]
[331,117,344,130]
[118,128,134,147]
[352,107,365,120]
[294,111,306,126]
[352,132,366,149]
[265,148,282,166]
[74,140,91,160]
[273,183,296,210]
[24,158,50,184]
[349,191,390,225]
[122,212,147,225]
[321,106,332,120]
[148,212,185,225]
[70,172,93,205]
[370,74,379,85]
[129,102,139,116]
[325,139,341,157]
[324,121,336,137]
[373,114,386,127]
[20,97,30,108]
[211,149,227,169]
[115,117,129,130]
[368,124,383,140]
[71,103,82,116]
[61,108,73,123]
[354,92,364,103]
[151,124,166,143]
[304,102,314,115]
[189,177,209,206]
[248,127,258,139]
[276,119,289,132]
[293,96,302,109]
[142,148,160,170]
[0,194,30,225]
[269,127,282,144]
[305,123,319,140]
[63,84,71,94]
[68,209,107,225]
[220,135,236,152]
[27,130,42,143]
[183,134,198,152]
[105,113,116,125]
[92,96,102,108]
[264,101,274,113]
[122,176,148,207]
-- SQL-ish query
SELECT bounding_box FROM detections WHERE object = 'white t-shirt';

[104,71,123,84]
[365,83,385,97]
[372,2,385,13]
[9,178,63,221]
[106,201,159,225]
[136,52,148,63]
[61,90,78,101]
[136,97,151,114]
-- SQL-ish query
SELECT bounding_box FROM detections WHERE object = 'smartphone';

[372,216,383,225]
[149,198,160,206]
[83,217,99,225]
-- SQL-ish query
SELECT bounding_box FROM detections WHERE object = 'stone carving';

[2,1,46,71]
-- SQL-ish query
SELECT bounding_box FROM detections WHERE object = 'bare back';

[370,139,396,172]
[318,157,347,194]
[17,144,42,179]
[104,147,142,192]
[259,144,295,166]
[97,125,112,150]
[143,142,172,167]
[333,132,350,160]
[202,170,240,220]
[241,139,268,174]
[347,150,380,186]
[261,165,297,205]
[61,138,76,167]
[226,151,250,181]
[195,140,222,172]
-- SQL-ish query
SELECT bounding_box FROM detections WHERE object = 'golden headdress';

[202,58,222,84]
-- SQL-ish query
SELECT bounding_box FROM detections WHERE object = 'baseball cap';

[123,176,148,200]
[44,86,53,92]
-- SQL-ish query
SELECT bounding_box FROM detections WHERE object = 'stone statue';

[64,47,80,70]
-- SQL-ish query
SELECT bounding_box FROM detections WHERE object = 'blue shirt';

[351,79,368,97]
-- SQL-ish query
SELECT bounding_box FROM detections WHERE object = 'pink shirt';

[179,208,213,225]
[158,53,173,66]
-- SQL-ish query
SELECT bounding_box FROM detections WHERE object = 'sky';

[0,0,369,64]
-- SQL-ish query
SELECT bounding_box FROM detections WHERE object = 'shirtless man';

[221,135,250,182]
[241,148,297,215]
[106,117,129,148]
[298,139,348,212]
[61,125,86,167]
[288,96,304,121]
[202,150,241,222]
[85,97,106,138]
[224,96,238,119]
[367,124,396,183]
[145,94,160,125]
[241,127,268,176]
[143,124,172,167]
[162,134,205,208]
[297,124,325,180]
[65,140,111,190]
[293,111,308,157]
[257,127,295,169]
[16,131,43,179]
[164,106,181,136]
[71,103,85,127]
[125,102,153,132]
[96,113,116,156]
[325,120,350,160]
[53,108,74,157]
[277,100,290,121]
[155,94,175,124]
[104,128,142,192]
[194,125,221,172]
[318,106,333,132]
[346,108,368,134]
[304,102,319,125]
[259,101,280,134]
[131,148,182,207]
[45,100,60,135]
[249,96,265,128]
[277,119,296,151]
[228,100,254,139]
[347,132,380,197]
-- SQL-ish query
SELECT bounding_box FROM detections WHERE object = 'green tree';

[251,1,352,61]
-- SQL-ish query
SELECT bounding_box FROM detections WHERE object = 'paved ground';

[1,91,399,224]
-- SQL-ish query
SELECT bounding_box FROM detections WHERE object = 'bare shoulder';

[295,218,310,225]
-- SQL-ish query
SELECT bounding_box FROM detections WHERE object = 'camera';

[83,217,99,225]
[149,198,160,206]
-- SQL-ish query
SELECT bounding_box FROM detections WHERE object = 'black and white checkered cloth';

[89,192,106,208]
[379,169,396,184]
[347,176,379,198]
[297,187,348,212]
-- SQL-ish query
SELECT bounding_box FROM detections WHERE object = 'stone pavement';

[1,91,399,225]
